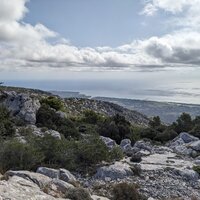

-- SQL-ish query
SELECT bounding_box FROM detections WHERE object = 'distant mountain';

[50,91,91,99]
[93,97,200,124]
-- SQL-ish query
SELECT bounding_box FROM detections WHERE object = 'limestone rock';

[1,91,40,124]
[0,176,65,200]
[59,168,76,183]
[37,167,58,179]
[5,170,52,188]
[100,136,117,149]
[94,162,133,180]
[120,139,132,153]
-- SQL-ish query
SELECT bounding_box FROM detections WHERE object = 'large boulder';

[134,140,153,152]
[168,132,200,157]
[0,91,40,124]
[94,162,133,180]
[5,170,52,188]
[51,179,74,194]
[100,136,117,149]
[0,176,66,200]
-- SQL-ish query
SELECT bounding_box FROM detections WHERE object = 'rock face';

[120,139,132,153]
[0,91,40,124]
[94,162,133,180]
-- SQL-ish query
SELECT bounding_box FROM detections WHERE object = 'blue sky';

[24,0,169,47]
[0,0,200,103]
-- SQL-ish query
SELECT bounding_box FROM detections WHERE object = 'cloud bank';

[0,0,200,72]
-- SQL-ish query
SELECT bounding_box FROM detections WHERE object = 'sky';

[0,0,200,103]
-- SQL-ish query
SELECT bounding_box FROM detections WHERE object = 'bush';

[140,128,158,140]
[149,116,161,128]
[82,110,102,124]
[154,128,178,143]
[112,182,146,200]
[36,104,79,139]
[193,166,200,174]
[98,114,132,144]
[40,96,64,111]
[130,154,142,163]
[0,139,44,173]
[0,106,15,139]
[172,113,193,133]
[190,124,200,138]
[65,187,92,200]
[109,146,124,161]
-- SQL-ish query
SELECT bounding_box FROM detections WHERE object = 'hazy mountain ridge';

[93,97,200,124]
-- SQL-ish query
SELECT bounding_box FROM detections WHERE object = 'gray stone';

[100,136,117,149]
[37,167,58,179]
[120,139,132,153]
[5,170,52,188]
[94,162,133,180]
[92,195,110,200]
[1,91,40,124]
[176,168,199,181]
[59,168,76,183]
[0,176,65,200]
[190,141,200,151]
[179,132,199,143]
[134,140,152,152]
[51,179,74,193]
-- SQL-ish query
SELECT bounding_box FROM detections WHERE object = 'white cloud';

[0,0,200,72]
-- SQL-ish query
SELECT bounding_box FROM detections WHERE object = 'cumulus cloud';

[0,0,200,72]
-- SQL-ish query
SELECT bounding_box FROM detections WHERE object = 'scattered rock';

[92,195,110,200]
[51,179,74,194]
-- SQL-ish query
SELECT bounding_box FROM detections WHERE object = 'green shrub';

[82,110,102,124]
[98,114,132,144]
[172,113,193,133]
[140,128,158,140]
[40,96,64,111]
[0,139,44,173]
[112,182,146,200]
[149,116,161,128]
[154,128,178,143]
[36,104,79,139]
[65,187,92,200]
[109,146,124,161]
[193,166,200,174]
[0,106,15,139]
[190,124,200,138]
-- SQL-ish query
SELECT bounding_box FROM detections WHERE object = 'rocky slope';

[64,98,149,126]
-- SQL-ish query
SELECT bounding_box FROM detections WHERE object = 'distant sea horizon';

[2,79,200,105]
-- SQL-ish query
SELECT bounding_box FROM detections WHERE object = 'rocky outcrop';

[5,170,52,188]
[16,125,61,140]
[0,176,66,200]
[37,167,76,183]
[168,132,200,157]
[94,162,133,180]
[0,91,40,124]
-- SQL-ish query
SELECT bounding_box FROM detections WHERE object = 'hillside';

[64,98,149,126]
[94,97,200,124]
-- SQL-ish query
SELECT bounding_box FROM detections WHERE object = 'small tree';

[149,116,161,128]
[173,113,193,133]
